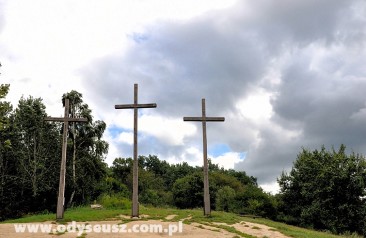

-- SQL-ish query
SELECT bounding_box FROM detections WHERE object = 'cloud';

[81,9,269,117]
[0,1,5,33]
[211,152,245,170]
[1,0,363,192]
[78,0,366,188]
[235,0,366,184]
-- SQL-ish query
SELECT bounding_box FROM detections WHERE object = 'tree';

[60,91,108,206]
[0,87,108,220]
[223,169,257,186]
[172,172,204,209]
[216,186,236,212]
[171,170,247,210]
[62,91,90,206]
[0,84,18,220]
[111,157,133,188]
[13,97,60,197]
[234,184,276,219]
[0,84,11,133]
[168,162,198,188]
[278,145,366,235]
[2,96,61,218]
[0,89,60,220]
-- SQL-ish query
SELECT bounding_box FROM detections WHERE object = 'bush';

[216,186,236,212]
[234,185,277,219]
[140,189,173,207]
[98,193,131,209]
[172,172,203,209]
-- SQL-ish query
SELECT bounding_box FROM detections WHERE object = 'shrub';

[216,186,236,212]
[98,193,131,209]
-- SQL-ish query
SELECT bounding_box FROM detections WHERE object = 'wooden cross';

[44,98,88,220]
[183,98,225,216]
[115,83,157,217]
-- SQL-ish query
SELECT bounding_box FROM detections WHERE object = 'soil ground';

[0,215,291,238]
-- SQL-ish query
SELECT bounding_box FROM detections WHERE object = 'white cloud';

[260,182,280,195]
[139,115,196,146]
[117,132,134,145]
[2,0,366,195]
[181,146,202,166]
[235,88,273,121]
[210,152,244,170]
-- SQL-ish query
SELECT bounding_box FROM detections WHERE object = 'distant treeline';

[1,83,365,236]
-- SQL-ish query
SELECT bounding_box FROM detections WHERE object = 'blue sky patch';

[108,126,131,138]
[208,143,231,157]
[130,32,149,44]
[209,143,247,160]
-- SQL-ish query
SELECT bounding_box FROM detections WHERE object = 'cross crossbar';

[183,117,225,122]
[44,117,88,122]
[115,103,157,109]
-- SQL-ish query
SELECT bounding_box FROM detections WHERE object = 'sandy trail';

[0,218,291,238]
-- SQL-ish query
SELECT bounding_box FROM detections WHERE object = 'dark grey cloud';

[81,0,366,188]
[235,0,366,184]
[82,7,269,117]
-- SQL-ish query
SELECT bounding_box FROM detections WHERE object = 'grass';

[2,206,130,223]
[1,206,356,238]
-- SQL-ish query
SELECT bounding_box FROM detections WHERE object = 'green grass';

[2,206,130,223]
[1,206,356,238]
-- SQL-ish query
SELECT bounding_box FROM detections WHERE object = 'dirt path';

[0,218,291,238]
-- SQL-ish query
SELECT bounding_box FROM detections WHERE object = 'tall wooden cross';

[44,98,88,220]
[115,83,157,217]
[183,98,225,216]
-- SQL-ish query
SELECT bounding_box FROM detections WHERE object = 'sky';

[1,0,366,194]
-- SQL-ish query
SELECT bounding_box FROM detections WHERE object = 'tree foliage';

[0,94,61,220]
[0,87,109,220]
[216,186,236,212]
[278,145,366,235]
[61,90,109,207]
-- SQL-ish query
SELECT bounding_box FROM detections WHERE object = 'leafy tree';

[168,162,199,188]
[209,171,245,209]
[62,91,90,206]
[234,184,276,219]
[60,91,109,207]
[278,145,366,235]
[172,172,204,209]
[0,84,19,220]
[0,84,11,133]
[99,175,130,198]
[111,156,172,206]
[111,157,133,189]
[0,96,61,219]
[216,186,236,212]
[172,170,251,210]
[223,169,258,186]
[13,96,60,197]
[0,84,12,151]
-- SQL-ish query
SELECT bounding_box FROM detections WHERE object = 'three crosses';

[46,84,225,220]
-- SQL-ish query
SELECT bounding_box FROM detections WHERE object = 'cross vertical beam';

[44,99,88,220]
[115,84,157,217]
[183,98,225,216]
[133,84,138,218]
